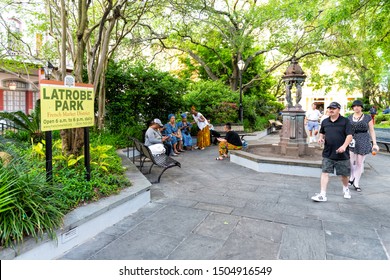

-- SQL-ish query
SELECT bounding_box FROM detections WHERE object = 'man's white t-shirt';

[306,109,322,121]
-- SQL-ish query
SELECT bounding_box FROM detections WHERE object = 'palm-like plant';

[0,100,43,143]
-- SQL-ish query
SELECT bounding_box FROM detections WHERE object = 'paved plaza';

[59,135,390,260]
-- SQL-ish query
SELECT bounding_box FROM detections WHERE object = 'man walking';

[311,102,353,202]
[305,102,322,143]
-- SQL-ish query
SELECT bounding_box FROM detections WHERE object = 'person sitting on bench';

[215,122,242,160]
[144,118,172,156]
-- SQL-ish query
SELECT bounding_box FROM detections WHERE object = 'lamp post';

[43,61,54,182]
[237,59,245,122]
[43,61,54,80]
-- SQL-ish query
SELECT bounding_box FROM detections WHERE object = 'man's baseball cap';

[153,118,163,127]
[327,102,341,109]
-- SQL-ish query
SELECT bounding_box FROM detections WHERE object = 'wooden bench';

[212,123,256,140]
[267,120,283,134]
[128,137,181,183]
[373,128,390,153]
[375,138,390,153]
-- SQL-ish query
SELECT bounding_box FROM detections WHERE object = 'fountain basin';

[230,143,323,177]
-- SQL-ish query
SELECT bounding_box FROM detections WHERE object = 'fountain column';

[273,58,315,157]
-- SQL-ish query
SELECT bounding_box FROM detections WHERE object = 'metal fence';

[0,120,18,135]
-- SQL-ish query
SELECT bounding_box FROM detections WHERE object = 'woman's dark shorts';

[322,158,351,176]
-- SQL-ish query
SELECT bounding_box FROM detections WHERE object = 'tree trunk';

[97,72,106,130]
[59,0,88,156]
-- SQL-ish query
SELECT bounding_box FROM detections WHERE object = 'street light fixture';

[8,81,17,90]
[237,59,245,122]
[43,61,54,80]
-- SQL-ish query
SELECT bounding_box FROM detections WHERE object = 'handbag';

[149,143,166,155]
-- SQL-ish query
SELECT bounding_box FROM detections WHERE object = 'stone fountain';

[229,59,322,177]
[272,58,316,157]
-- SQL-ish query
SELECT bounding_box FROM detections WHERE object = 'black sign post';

[45,130,53,183]
[84,127,91,181]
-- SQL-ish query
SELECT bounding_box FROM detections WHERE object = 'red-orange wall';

[0,89,3,111]
[26,90,34,114]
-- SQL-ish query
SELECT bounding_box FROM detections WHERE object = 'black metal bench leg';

[153,165,176,184]
[148,163,154,174]
[140,157,147,171]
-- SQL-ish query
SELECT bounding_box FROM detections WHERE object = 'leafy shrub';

[0,100,43,143]
[105,61,187,134]
[90,126,144,149]
[183,80,239,123]
[0,159,64,248]
[375,112,390,124]
[183,80,283,130]
[0,134,130,247]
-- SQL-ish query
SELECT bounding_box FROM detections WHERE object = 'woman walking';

[348,100,379,192]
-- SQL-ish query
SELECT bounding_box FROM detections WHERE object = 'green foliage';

[375,113,390,126]
[105,61,187,135]
[90,129,131,149]
[183,80,239,123]
[243,94,284,126]
[0,100,42,143]
[182,80,283,129]
[0,131,130,247]
[0,158,64,248]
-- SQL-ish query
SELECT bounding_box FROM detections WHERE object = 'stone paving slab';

[213,218,283,260]
[194,212,240,240]
[325,231,388,259]
[133,205,209,239]
[59,134,390,260]
[167,234,225,260]
[279,226,326,260]
[194,202,234,214]
[90,229,182,260]
[377,226,390,257]
[322,220,378,239]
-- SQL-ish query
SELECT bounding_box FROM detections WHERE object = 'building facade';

[301,87,362,115]
[0,3,43,115]
[0,71,40,114]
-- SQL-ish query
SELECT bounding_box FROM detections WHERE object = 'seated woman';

[144,118,172,156]
[164,114,184,154]
[216,122,242,160]
[177,113,193,150]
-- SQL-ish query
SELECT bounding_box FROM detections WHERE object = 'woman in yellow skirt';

[191,106,210,150]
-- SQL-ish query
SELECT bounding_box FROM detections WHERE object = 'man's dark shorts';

[322,158,350,176]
